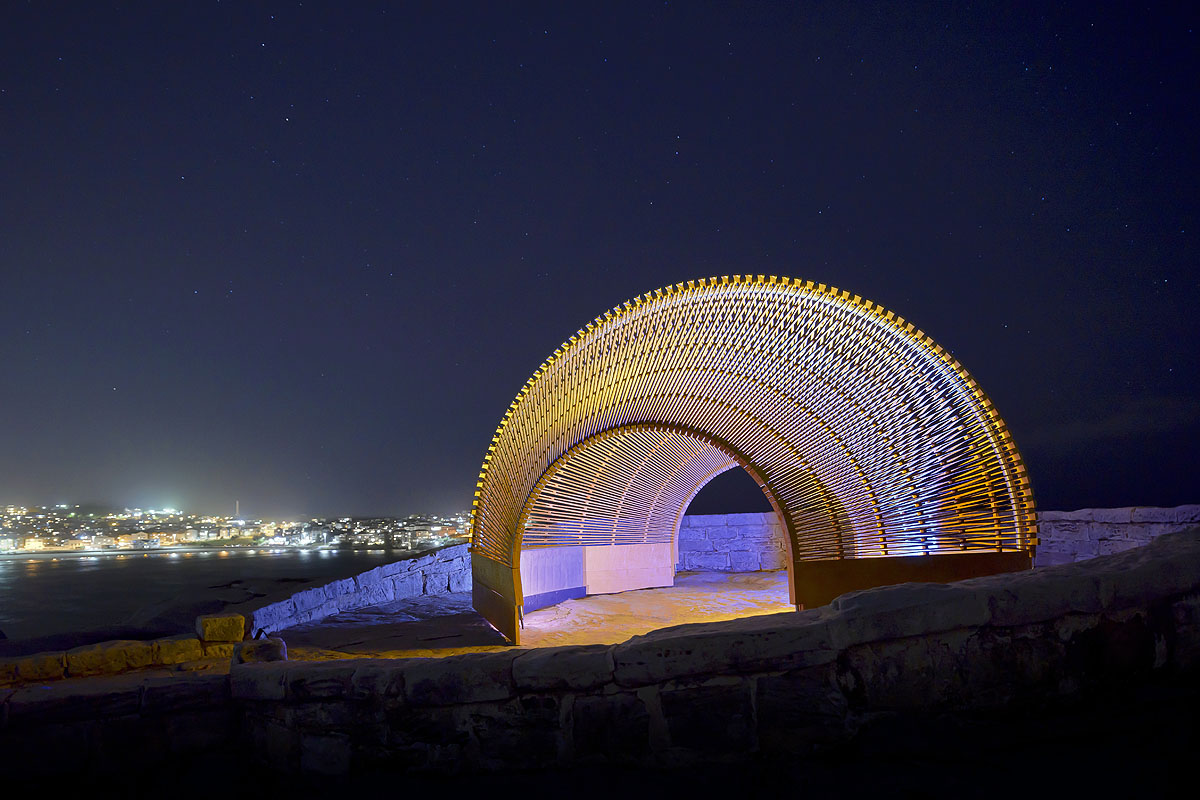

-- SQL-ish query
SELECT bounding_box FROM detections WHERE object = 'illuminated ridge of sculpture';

[469,275,1037,643]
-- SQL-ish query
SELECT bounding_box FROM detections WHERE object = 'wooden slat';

[472,579,520,645]
[470,551,522,643]
[471,550,521,603]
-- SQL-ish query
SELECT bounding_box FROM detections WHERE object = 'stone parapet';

[8,527,1197,778]
[680,506,1200,571]
[0,634,209,687]
[246,543,470,635]
[1034,505,1200,566]
[226,528,1200,773]
[0,672,234,776]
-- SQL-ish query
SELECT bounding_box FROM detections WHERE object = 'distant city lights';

[0,503,470,555]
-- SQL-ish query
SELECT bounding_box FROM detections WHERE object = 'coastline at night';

[0,546,426,641]
[0,502,471,640]
[0,503,470,554]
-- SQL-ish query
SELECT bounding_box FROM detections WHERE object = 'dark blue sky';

[2,2,1196,517]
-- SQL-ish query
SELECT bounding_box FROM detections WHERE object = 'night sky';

[2,2,1196,519]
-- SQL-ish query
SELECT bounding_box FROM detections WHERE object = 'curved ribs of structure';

[469,275,1037,641]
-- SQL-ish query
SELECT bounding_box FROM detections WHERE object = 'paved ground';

[280,569,795,659]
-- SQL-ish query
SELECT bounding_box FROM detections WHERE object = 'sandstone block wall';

[247,543,470,635]
[0,631,238,688]
[4,528,1198,778]
[1034,505,1200,566]
[680,506,1200,571]
[677,512,787,572]
[0,672,235,777]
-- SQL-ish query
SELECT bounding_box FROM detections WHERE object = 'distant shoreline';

[0,543,456,561]
[0,546,451,642]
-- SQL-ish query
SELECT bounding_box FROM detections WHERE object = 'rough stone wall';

[681,506,1200,571]
[0,630,238,688]
[0,672,236,778]
[247,543,470,635]
[1034,505,1200,566]
[677,512,787,572]
[5,528,1198,778]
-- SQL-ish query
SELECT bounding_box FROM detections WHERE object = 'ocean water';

[0,548,419,640]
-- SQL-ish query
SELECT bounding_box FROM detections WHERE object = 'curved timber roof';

[469,275,1036,568]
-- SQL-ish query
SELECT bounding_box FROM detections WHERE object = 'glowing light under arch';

[469,275,1037,643]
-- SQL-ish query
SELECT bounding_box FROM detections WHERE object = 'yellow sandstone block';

[17,651,67,682]
[0,652,67,685]
[66,640,153,677]
[151,635,204,665]
[195,613,246,643]
[232,638,287,664]
[202,642,236,659]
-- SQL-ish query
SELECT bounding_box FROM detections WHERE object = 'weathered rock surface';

[512,644,613,690]
[66,640,153,678]
[195,613,246,643]
[0,651,66,685]
[1035,505,1200,566]
[202,641,236,659]
[403,650,521,706]
[233,638,288,664]
[151,635,203,666]
[246,543,470,635]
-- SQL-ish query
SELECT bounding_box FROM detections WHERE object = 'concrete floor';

[281,569,794,659]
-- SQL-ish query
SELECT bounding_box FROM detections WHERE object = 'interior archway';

[514,423,797,613]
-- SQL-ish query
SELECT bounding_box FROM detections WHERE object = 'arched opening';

[513,424,800,620]
[669,465,794,628]
[684,467,775,515]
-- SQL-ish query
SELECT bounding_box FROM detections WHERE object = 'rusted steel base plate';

[793,550,1033,609]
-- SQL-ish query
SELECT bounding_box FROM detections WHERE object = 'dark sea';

[0,548,417,641]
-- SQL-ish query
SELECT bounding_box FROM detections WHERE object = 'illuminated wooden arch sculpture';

[470,275,1037,643]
